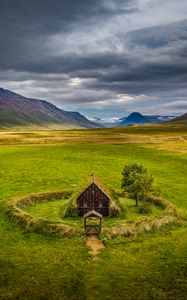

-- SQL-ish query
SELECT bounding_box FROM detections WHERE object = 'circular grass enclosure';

[8,190,84,237]
[24,197,163,227]
[7,191,182,238]
[104,195,183,238]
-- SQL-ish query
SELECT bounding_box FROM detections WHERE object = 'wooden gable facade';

[76,182,110,217]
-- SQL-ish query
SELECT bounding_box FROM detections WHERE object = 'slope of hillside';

[67,111,102,128]
[0,88,98,129]
[168,113,187,123]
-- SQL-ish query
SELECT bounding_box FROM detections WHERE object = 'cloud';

[126,19,187,49]
[0,0,187,117]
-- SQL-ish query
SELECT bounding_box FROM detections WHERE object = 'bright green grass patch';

[0,143,186,211]
[119,197,163,219]
[24,198,84,227]
[25,198,69,222]
[103,198,164,227]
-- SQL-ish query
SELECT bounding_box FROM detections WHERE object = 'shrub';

[138,202,152,214]
[110,206,120,217]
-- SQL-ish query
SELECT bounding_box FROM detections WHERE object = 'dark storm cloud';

[67,19,187,97]
[0,0,116,37]
[0,0,137,76]
[0,0,187,116]
[0,0,137,70]
[66,23,187,96]
[126,19,187,49]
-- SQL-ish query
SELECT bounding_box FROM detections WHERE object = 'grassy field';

[0,124,187,299]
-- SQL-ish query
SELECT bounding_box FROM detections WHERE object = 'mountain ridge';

[117,112,176,126]
[168,113,187,123]
[89,113,176,127]
[0,87,99,129]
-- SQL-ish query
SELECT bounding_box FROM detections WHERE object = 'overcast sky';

[0,0,187,118]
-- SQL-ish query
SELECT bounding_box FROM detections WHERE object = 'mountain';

[167,113,187,123]
[117,113,175,126]
[118,112,151,126]
[88,113,176,127]
[66,111,100,128]
[0,87,99,129]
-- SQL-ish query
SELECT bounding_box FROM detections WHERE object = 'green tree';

[121,163,155,206]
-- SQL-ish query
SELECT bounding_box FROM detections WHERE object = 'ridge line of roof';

[83,209,102,219]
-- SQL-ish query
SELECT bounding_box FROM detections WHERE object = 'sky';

[0,0,187,118]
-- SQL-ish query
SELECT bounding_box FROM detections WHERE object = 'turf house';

[65,176,120,217]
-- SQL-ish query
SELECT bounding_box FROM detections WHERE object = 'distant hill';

[0,87,99,129]
[168,113,187,123]
[118,112,151,126]
[118,112,175,126]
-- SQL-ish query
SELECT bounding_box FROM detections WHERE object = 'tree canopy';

[121,163,156,206]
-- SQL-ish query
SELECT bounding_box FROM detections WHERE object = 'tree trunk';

[135,196,138,206]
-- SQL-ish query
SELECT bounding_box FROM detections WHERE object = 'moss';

[63,192,79,217]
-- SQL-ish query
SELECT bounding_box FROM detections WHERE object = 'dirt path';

[85,236,105,299]
[86,236,104,255]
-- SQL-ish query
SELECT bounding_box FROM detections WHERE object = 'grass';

[0,231,89,300]
[25,199,69,222]
[86,226,187,300]
[0,124,187,299]
[0,143,186,210]
[23,197,163,229]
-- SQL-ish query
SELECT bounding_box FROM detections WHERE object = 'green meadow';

[0,124,187,299]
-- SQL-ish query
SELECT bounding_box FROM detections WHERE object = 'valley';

[0,124,187,299]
